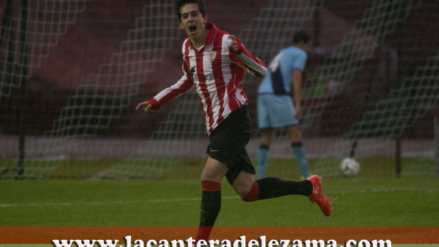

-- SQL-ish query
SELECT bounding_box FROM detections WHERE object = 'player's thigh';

[287,125,302,142]
[201,156,229,183]
[267,95,298,128]
[232,170,255,198]
[208,108,251,165]
[224,147,255,186]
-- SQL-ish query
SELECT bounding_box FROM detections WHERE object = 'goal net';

[436,116,439,177]
[0,0,438,179]
[263,0,439,178]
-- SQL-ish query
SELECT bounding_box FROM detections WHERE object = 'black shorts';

[206,105,256,185]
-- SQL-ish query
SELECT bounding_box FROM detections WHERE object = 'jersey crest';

[205,51,217,62]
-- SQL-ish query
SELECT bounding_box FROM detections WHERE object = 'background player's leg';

[196,157,229,243]
[258,129,275,179]
[288,125,309,179]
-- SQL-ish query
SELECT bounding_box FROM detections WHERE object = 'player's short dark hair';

[175,0,207,22]
[292,31,311,44]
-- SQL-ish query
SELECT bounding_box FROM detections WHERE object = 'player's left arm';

[228,35,267,77]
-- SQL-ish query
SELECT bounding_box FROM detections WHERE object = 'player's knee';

[289,132,302,143]
[200,172,215,181]
[261,130,275,144]
[288,125,300,133]
[200,168,223,182]
[239,182,259,202]
[234,186,250,199]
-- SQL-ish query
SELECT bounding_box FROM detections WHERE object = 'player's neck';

[293,44,306,52]
[293,41,311,53]
[191,29,209,49]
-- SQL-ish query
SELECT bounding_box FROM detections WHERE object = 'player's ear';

[203,14,208,25]
[179,21,184,29]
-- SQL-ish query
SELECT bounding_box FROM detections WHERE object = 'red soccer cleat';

[306,175,332,216]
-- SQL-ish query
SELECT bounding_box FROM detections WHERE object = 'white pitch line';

[0,188,437,208]
[0,196,240,207]
[327,188,439,194]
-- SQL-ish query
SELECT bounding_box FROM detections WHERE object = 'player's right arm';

[292,68,303,119]
[227,35,267,77]
[291,51,307,119]
[136,64,194,113]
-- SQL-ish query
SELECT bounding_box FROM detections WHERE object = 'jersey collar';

[205,23,218,45]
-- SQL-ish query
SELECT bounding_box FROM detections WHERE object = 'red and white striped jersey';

[148,23,267,134]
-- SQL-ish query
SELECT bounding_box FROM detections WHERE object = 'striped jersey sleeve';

[225,36,267,77]
[148,42,194,109]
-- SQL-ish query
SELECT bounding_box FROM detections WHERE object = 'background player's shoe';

[306,175,332,216]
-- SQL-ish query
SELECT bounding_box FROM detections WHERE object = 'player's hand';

[294,105,302,119]
[228,35,239,54]
[136,101,155,113]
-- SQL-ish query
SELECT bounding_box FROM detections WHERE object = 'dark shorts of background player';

[206,105,256,185]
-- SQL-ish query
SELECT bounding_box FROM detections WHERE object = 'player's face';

[179,4,207,40]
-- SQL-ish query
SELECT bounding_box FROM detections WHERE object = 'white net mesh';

[264,0,438,178]
[309,51,439,177]
[0,0,438,179]
[0,0,88,99]
[301,0,422,129]
[436,116,439,176]
[1,0,183,178]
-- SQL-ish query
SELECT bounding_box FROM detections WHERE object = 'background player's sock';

[195,180,221,243]
[242,178,312,202]
[257,145,269,179]
[292,142,310,178]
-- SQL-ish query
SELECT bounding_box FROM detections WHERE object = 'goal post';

[436,116,439,177]
[17,0,29,180]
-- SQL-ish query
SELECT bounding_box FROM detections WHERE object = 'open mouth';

[189,25,197,33]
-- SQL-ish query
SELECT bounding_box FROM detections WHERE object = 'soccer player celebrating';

[136,0,331,242]
[257,31,313,180]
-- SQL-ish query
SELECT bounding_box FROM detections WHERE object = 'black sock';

[196,181,221,242]
[256,177,312,200]
[199,190,221,226]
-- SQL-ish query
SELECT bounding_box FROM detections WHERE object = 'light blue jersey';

[257,45,310,180]
[258,46,307,95]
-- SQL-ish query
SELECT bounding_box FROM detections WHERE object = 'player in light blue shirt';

[257,31,312,179]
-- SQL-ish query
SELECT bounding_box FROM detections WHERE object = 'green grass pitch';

[1,176,438,226]
[1,156,434,180]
